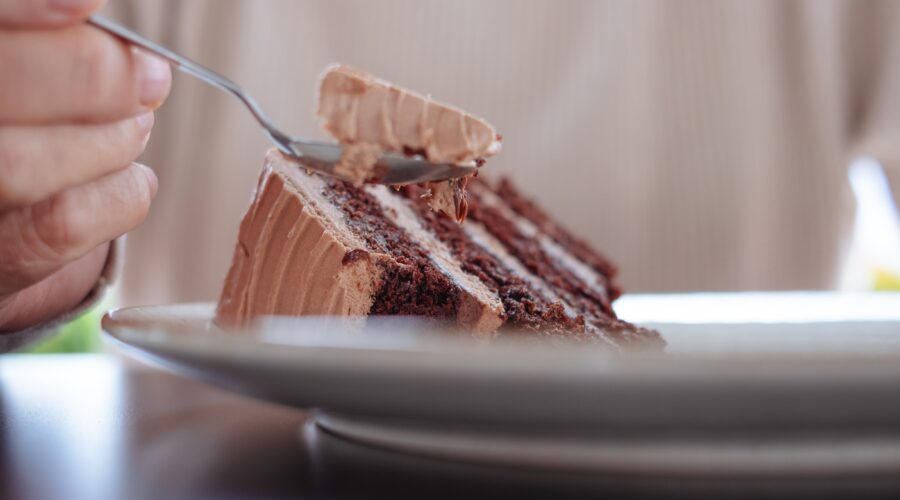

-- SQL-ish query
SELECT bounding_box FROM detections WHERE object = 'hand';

[0,0,171,332]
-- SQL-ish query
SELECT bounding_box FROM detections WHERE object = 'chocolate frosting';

[317,65,501,165]
[216,151,382,326]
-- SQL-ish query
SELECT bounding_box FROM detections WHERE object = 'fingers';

[0,243,108,332]
[0,112,154,210]
[0,163,157,295]
[0,0,106,29]
[0,25,171,124]
[0,5,167,332]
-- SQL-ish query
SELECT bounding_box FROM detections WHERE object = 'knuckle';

[27,191,83,258]
[0,140,32,206]
[128,168,154,219]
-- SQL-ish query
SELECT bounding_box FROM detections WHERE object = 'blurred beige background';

[103,0,900,306]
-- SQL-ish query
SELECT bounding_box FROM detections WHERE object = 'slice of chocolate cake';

[217,64,660,349]
[216,151,663,349]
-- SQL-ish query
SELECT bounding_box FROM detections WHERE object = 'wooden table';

[4,355,895,499]
[0,354,626,500]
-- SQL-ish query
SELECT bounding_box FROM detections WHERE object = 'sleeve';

[0,239,123,353]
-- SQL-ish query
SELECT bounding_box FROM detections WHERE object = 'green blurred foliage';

[874,268,900,291]
[19,305,104,354]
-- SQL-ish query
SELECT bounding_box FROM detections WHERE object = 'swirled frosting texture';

[317,65,501,165]
[216,151,381,326]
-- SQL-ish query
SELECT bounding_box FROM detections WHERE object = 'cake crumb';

[342,248,371,265]
[422,178,469,223]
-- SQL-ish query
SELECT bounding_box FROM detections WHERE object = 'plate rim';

[101,299,900,433]
[102,300,900,379]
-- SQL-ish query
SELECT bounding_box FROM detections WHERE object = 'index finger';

[0,0,106,29]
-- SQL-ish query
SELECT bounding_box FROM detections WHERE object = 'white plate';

[103,292,900,477]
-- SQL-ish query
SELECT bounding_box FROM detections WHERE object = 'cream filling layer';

[462,221,579,318]
[472,185,610,302]
[366,186,504,332]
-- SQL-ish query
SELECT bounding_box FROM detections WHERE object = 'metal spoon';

[87,16,475,185]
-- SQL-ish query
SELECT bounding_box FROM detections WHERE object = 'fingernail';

[136,163,159,198]
[137,113,154,150]
[135,111,155,135]
[133,48,172,109]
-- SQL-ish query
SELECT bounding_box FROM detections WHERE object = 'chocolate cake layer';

[217,150,663,349]
[493,178,619,284]
[464,180,662,347]
[393,184,590,339]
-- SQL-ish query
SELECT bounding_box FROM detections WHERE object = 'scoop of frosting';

[317,65,501,165]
